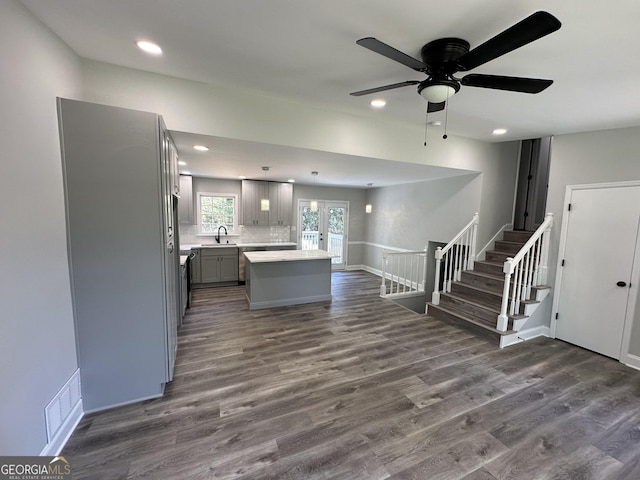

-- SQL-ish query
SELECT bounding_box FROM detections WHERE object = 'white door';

[555,185,640,359]
[299,200,348,270]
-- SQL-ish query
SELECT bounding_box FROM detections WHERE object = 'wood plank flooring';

[62,271,640,479]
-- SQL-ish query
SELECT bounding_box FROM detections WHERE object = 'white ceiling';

[22,0,640,185]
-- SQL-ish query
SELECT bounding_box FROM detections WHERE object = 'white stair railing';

[380,247,428,297]
[431,213,479,305]
[496,213,553,331]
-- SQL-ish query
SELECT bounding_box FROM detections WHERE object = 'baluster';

[380,251,387,296]
[408,253,414,292]
[512,264,520,315]
[525,244,535,299]
[469,213,479,270]
[422,247,428,292]
[455,237,462,281]
[447,247,454,291]
[523,250,532,301]
[532,234,543,286]
[463,230,470,274]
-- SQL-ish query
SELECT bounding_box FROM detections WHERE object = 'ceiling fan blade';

[356,37,427,72]
[427,102,445,113]
[456,11,561,71]
[461,74,553,93]
[350,80,420,97]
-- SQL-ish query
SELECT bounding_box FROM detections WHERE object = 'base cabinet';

[193,248,239,285]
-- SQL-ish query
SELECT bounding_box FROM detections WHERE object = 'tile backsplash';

[179,224,292,245]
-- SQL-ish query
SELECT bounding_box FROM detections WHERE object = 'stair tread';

[453,281,502,298]
[428,303,515,335]
[463,270,504,282]
[441,292,528,320]
[475,260,503,267]
[442,292,500,313]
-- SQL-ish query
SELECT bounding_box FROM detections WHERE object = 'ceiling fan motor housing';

[420,37,470,67]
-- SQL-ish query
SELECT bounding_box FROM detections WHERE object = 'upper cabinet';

[242,180,293,226]
[178,175,194,224]
[269,182,293,226]
[241,180,270,226]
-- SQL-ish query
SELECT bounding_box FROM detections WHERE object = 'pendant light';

[260,166,270,211]
[310,171,318,212]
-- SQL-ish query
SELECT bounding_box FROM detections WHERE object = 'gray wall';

[0,0,81,454]
[546,128,640,356]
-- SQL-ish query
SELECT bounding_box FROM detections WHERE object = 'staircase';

[427,228,551,348]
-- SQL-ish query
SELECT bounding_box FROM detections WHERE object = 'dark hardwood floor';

[63,271,640,479]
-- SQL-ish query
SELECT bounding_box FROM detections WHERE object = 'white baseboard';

[40,400,83,456]
[500,325,550,348]
[623,353,640,371]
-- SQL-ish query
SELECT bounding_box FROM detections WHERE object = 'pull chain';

[424,105,429,146]
[443,92,450,140]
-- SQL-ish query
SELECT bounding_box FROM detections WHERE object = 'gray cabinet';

[190,249,201,283]
[241,180,270,226]
[58,98,179,412]
[269,182,293,226]
[179,175,194,224]
[242,180,293,226]
[194,247,239,284]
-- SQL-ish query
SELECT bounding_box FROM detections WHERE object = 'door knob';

[617,281,627,287]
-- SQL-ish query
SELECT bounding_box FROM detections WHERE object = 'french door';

[298,200,348,270]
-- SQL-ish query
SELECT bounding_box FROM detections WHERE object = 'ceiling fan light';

[419,84,456,103]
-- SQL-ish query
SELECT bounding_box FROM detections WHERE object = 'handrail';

[496,213,553,331]
[380,248,428,297]
[431,213,479,305]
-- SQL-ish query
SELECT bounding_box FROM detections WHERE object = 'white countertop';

[237,242,297,248]
[244,249,333,263]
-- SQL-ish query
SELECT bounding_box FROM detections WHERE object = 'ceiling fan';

[350,11,561,113]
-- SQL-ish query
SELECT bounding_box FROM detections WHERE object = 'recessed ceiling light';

[287,179,295,183]
[370,99,386,108]
[193,145,209,151]
[178,160,187,166]
[492,128,508,135]
[136,40,162,55]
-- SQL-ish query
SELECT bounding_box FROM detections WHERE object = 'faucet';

[215,225,228,243]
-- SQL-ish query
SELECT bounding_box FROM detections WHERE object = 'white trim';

[499,325,550,348]
[623,354,640,371]
[196,191,239,235]
[40,400,83,456]
[349,240,418,253]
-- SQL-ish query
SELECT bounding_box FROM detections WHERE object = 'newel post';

[538,213,553,285]
[380,250,388,297]
[469,212,479,270]
[432,247,443,305]
[497,258,514,331]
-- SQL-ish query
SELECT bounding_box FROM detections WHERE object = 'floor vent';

[45,369,81,442]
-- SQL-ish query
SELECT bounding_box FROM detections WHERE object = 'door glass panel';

[301,206,319,251]
[327,207,345,265]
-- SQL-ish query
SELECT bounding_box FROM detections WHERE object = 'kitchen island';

[244,249,333,310]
